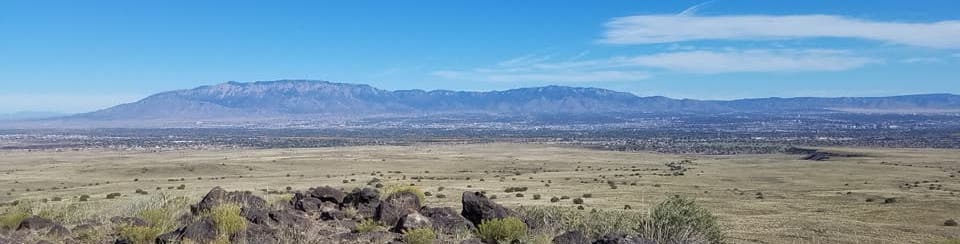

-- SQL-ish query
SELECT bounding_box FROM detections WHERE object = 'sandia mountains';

[9,80,960,128]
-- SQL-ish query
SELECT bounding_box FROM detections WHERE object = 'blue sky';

[1,0,959,113]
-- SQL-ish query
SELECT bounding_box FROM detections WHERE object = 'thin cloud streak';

[602,14,960,49]
[432,49,876,82]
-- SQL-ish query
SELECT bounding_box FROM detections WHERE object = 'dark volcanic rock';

[236,223,279,244]
[460,191,515,226]
[307,186,346,204]
[16,216,70,237]
[191,186,267,214]
[269,209,311,227]
[376,192,423,228]
[343,188,381,218]
[421,206,474,234]
[180,218,218,243]
[395,212,432,232]
[554,230,591,244]
[156,231,182,244]
[242,207,272,225]
[294,195,325,212]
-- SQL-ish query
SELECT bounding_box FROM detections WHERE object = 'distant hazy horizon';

[2,0,960,113]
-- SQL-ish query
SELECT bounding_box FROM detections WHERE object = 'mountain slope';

[73,80,960,122]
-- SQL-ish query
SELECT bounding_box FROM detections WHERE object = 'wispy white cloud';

[602,15,960,49]
[678,1,716,16]
[431,70,649,83]
[901,57,942,64]
[624,49,879,73]
[432,49,876,82]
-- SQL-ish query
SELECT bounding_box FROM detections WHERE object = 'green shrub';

[517,206,644,238]
[120,197,187,244]
[402,227,436,244]
[0,210,30,229]
[550,197,560,203]
[119,226,165,244]
[356,218,384,233]
[79,195,90,201]
[477,217,527,243]
[208,204,246,236]
[385,185,426,202]
[532,194,541,200]
[642,195,723,243]
[572,198,584,204]
[106,192,122,199]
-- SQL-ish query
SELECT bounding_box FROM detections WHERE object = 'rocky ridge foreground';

[0,186,659,244]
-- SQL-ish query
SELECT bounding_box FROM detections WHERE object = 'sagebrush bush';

[119,225,165,244]
[384,185,426,202]
[517,206,643,238]
[477,217,527,243]
[642,195,723,243]
[519,196,723,243]
[120,197,186,244]
[402,227,436,244]
[0,209,30,229]
[573,198,584,204]
[209,203,246,236]
[356,218,384,233]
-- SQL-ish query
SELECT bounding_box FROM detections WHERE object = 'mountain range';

[8,80,960,128]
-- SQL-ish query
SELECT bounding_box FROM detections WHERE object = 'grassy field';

[1,143,958,243]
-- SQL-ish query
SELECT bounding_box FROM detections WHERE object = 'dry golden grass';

[1,143,958,243]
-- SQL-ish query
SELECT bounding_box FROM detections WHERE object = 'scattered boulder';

[16,216,70,237]
[376,191,422,228]
[553,230,590,244]
[307,186,346,204]
[191,186,267,215]
[320,202,348,220]
[294,195,325,212]
[945,219,958,226]
[155,231,182,244]
[179,217,218,243]
[236,222,279,244]
[421,206,474,234]
[883,197,897,204]
[343,188,381,218]
[269,209,311,227]
[461,191,515,226]
[395,212,432,232]
[241,207,272,225]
